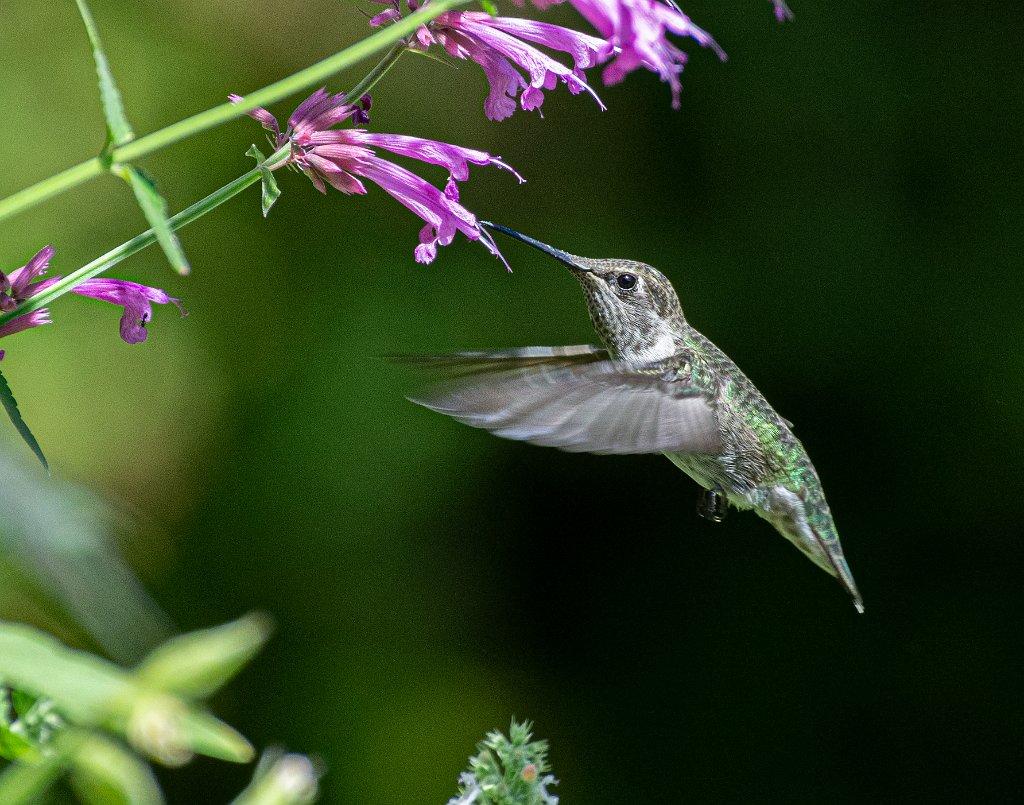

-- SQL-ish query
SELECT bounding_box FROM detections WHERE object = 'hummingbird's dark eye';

[616,273,638,291]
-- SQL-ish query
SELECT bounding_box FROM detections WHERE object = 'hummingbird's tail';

[758,491,865,613]
[811,534,865,614]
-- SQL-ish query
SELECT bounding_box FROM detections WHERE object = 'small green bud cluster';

[448,720,559,805]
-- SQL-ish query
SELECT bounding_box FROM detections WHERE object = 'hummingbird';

[404,222,864,612]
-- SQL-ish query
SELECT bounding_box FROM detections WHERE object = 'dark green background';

[1,0,1022,801]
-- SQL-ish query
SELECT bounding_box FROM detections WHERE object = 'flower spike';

[510,0,726,108]
[394,10,612,120]
[231,89,522,266]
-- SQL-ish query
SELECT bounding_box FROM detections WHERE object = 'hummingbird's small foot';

[696,486,728,523]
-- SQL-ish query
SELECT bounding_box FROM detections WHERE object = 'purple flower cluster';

[559,0,726,108]
[373,0,725,113]
[0,246,184,359]
[232,88,523,264]
[229,1,745,264]
[375,7,611,120]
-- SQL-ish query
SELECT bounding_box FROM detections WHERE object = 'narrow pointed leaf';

[0,623,131,724]
[179,710,254,763]
[0,367,49,473]
[74,0,134,148]
[67,733,164,805]
[0,623,258,767]
[406,46,462,69]
[0,728,39,763]
[246,146,281,217]
[117,165,191,275]
[260,169,280,218]
[135,612,273,699]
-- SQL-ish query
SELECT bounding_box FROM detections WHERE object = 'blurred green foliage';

[1,0,1023,803]
[0,615,315,804]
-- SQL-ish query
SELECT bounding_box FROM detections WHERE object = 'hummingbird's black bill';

[479,222,589,272]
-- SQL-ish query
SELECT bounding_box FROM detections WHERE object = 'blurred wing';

[405,348,720,455]
[393,344,609,375]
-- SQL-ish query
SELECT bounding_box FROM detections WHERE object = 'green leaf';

[0,454,174,664]
[9,691,38,718]
[0,623,132,725]
[0,725,39,763]
[66,733,164,805]
[0,689,62,761]
[479,0,499,16]
[74,0,134,148]
[405,46,461,69]
[0,622,257,764]
[135,612,273,699]
[0,366,49,473]
[117,165,191,275]
[246,146,281,217]
[0,751,65,805]
[178,710,253,764]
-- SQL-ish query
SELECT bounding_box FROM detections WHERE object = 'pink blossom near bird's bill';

[230,88,522,265]
[372,6,611,120]
[0,245,184,356]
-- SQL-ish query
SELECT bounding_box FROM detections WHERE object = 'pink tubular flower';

[71,279,186,345]
[771,1,794,23]
[1,246,58,358]
[0,245,183,356]
[367,0,401,27]
[230,88,523,265]
[0,245,58,310]
[571,0,725,108]
[514,0,724,108]
[373,7,611,120]
[0,310,52,355]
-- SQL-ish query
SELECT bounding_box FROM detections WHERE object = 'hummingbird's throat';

[613,320,679,362]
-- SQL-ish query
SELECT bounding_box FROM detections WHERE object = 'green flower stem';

[342,41,407,108]
[0,160,107,222]
[0,0,468,224]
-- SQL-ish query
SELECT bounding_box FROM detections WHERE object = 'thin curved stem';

[342,41,407,107]
[0,0,467,224]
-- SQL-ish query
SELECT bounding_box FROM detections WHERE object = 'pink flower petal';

[0,309,51,340]
[349,131,523,184]
[229,95,282,140]
[429,11,607,119]
[369,8,402,26]
[8,246,55,299]
[72,278,184,345]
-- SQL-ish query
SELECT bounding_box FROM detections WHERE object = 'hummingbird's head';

[481,222,686,362]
